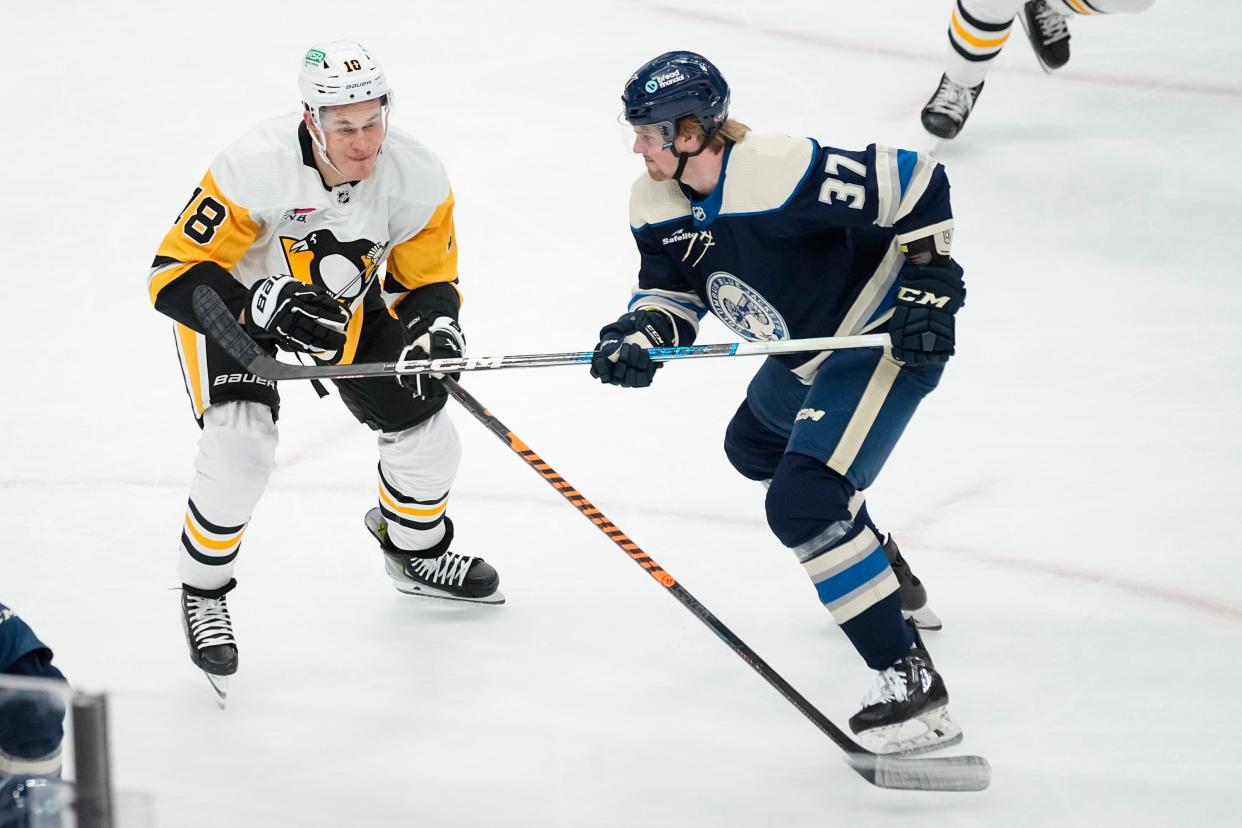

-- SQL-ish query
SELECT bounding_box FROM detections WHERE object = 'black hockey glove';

[889,265,965,365]
[397,313,466,395]
[244,275,350,355]
[590,309,675,388]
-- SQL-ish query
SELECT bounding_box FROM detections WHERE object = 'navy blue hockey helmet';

[622,51,730,151]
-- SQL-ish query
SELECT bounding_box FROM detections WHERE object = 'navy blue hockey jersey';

[0,603,49,673]
[627,134,957,380]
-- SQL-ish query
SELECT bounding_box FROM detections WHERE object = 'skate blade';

[389,577,506,605]
[204,673,229,709]
[380,548,506,605]
[856,705,962,756]
[904,605,944,631]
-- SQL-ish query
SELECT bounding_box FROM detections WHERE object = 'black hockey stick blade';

[847,752,991,792]
[192,286,285,377]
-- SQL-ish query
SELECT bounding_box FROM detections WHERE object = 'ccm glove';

[397,314,466,394]
[889,264,965,365]
[590,309,675,388]
[245,275,350,355]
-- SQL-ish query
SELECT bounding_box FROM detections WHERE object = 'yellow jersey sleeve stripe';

[148,169,259,305]
[385,191,459,293]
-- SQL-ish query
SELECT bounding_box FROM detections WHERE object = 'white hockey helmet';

[299,40,393,131]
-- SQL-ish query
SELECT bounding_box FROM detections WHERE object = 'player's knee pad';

[378,408,461,486]
[194,401,278,517]
[764,452,856,549]
[724,399,789,482]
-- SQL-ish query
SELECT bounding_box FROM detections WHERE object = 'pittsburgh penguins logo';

[280,230,388,302]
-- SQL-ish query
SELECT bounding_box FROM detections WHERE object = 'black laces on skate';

[185,596,235,648]
[1030,1,1070,45]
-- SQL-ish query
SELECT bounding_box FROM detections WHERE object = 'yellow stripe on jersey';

[148,169,259,306]
[175,322,207,416]
[951,9,1011,49]
[1064,0,1095,14]
[384,190,460,313]
[337,300,366,366]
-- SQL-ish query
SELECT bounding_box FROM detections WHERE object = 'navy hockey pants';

[724,349,944,669]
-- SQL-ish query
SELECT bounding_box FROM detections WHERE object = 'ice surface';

[2,0,1240,825]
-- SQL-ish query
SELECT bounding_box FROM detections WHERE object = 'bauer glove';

[590,309,675,388]
[889,263,965,365]
[244,275,350,355]
[397,313,465,396]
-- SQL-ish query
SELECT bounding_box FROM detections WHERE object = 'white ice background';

[2,0,1241,825]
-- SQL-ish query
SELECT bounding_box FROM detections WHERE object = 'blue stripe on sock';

[813,545,889,605]
[896,150,918,196]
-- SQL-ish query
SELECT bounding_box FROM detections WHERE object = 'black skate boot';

[883,536,943,631]
[1020,0,1071,72]
[921,74,985,140]
[181,579,238,706]
[849,646,962,755]
[364,508,504,604]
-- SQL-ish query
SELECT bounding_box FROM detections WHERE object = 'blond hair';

[677,116,751,153]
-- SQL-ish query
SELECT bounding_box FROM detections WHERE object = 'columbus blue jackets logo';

[707,272,788,341]
[280,231,387,302]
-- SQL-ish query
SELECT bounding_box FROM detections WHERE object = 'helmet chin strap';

[671,134,714,182]
[307,106,390,183]
[308,116,348,180]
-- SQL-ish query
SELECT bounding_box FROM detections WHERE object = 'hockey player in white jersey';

[922,0,1157,139]
[147,41,503,700]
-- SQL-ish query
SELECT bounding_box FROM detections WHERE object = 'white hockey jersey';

[148,114,458,365]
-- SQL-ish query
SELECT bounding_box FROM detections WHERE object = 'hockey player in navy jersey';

[592,51,966,753]
[0,602,67,822]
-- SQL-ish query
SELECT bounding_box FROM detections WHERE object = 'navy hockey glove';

[245,275,350,355]
[397,313,465,395]
[889,265,965,365]
[590,309,675,388]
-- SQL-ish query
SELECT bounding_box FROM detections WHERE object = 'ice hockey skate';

[884,536,943,631]
[849,646,962,755]
[1020,0,1072,72]
[180,580,238,707]
[364,508,504,604]
[920,74,984,140]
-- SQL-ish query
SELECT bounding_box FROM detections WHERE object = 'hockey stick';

[190,286,889,382]
[441,377,991,792]
[192,286,990,791]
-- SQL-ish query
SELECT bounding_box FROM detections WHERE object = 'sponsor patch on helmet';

[649,68,686,90]
[305,49,326,64]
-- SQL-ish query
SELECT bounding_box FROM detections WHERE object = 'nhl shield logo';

[706,272,788,341]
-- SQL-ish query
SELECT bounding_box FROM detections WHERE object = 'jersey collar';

[678,140,733,230]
